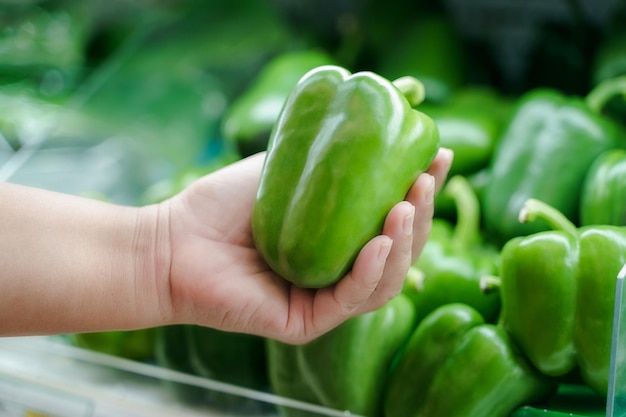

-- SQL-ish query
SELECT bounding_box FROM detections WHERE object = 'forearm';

[0,182,172,336]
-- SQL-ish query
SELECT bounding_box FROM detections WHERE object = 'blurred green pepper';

[420,87,511,176]
[154,324,269,410]
[186,325,268,390]
[267,294,416,417]
[580,148,626,226]
[385,304,556,417]
[221,49,335,157]
[71,328,156,361]
[482,85,626,244]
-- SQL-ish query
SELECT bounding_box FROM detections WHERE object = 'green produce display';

[511,383,606,417]
[186,325,268,390]
[402,175,501,323]
[482,85,626,243]
[581,148,626,226]
[222,49,336,157]
[386,304,556,417]
[252,65,439,288]
[154,325,206,404]
[498,198,626,395]
[375,13,466,104]
[419,87,509,177]
[70,328,156,361]
[0,1,90,97]
[7,1,626,415]
[154,324,269,411]
[267,294,416,417]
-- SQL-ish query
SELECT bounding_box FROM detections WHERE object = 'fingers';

[337,147,452,315]
[405,172,436,261]
[357,201,416,313]
[285,235,392,344]
[427,147,454,194]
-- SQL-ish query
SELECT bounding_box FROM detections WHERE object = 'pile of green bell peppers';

[37,4,626,411]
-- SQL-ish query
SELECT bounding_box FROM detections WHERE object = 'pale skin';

[0,148,452,345]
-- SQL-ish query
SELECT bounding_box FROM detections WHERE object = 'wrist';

[133,201,174,328]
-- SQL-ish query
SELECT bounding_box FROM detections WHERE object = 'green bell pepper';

[498,198,626,395]
[511,383,606,417]
[154,325,206,404]
[252,65,439,288]
[580,148,626,226]
[222,50,336,157]
[402,175,501,323]
[482,85,626,244]
[267,293,416,417]
[419,87,511,177]
[265,339,320,417]
[154,324,269,410]
[385,303,556,417]
[186,325,268,390]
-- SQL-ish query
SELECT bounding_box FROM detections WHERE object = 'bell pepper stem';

[404,266,425,292]
[393,76,426,107]
[480,275,501,295]
[443,175,482,250]
[519,198,578,237]
[585,75,626,114]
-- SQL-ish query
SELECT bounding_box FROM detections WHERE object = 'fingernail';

[422,173,435,204]
[441,147,454,159]
[403,204,415,235]
[378,237,393,262]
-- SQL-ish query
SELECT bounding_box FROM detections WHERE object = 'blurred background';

[0,0,624,206]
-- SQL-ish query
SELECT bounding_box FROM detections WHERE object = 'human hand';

[162,148,453,344]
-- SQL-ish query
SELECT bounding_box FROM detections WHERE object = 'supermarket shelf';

[0,336,355,417]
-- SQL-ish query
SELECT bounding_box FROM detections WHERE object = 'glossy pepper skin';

[499,198,626,395]
[402,175,501,323]
[384,303,484,417]
[580,148,626,226]
[221,50,336,157]
[266,294,416,417]
[252,65,439,288]
[482,88,626,244]
[385,304,556,417]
